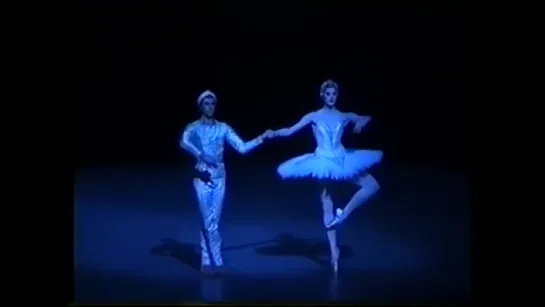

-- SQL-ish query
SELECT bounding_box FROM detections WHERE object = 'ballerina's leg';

[321,187,340,270]
[321,188,338,252]
[338,173,380,222]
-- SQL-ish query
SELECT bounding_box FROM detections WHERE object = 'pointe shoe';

[331,247,340,273]
[326,208,344,230]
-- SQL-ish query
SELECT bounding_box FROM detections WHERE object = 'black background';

[69,1,478,170]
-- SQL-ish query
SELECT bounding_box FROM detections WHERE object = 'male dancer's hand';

[199,153,218,167]
[193,169,213,183]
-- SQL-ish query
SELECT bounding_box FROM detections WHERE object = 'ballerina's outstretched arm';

[274,112,314,137]
[345,113,371,134]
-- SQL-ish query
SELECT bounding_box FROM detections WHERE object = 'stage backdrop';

[69,5,478,171]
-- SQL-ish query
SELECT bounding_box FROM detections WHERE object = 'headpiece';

[197,90,217,105]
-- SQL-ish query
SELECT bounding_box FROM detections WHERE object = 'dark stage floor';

[74,164,469,303]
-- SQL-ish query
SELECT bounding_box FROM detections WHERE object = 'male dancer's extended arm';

[224,124,266,154]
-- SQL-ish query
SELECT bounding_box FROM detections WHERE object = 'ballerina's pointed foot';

[326,208,344,230]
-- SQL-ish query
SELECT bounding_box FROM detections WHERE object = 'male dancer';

[180,90,273,275]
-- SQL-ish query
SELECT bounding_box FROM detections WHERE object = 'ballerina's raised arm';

[273,112,314,137]
[345,112,372,134]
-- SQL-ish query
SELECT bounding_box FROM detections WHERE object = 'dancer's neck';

[200,116,216,125]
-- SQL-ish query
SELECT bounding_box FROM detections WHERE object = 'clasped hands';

[260,129,279,140]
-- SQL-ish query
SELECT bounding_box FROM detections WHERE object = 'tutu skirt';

[277,149,383,181]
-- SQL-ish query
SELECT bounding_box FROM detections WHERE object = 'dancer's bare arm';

[274,112,314,137]
[345,113,371,134]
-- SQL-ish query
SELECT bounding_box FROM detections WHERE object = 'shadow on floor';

[151,237,279,271]
[151,238,202,271]
[255,233,355,269]
[151,234,354,271]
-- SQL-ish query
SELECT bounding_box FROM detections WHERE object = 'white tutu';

[277,149,383,181]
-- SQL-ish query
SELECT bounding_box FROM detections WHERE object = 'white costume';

[180,90,265,268]
[273,80,383,272]
[277,120,383,180]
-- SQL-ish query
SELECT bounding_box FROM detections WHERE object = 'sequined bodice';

[312,120,347,157]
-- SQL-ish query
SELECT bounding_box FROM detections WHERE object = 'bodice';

[311,120,347,157]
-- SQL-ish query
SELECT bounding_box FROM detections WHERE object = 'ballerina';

[272,79,383,272]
